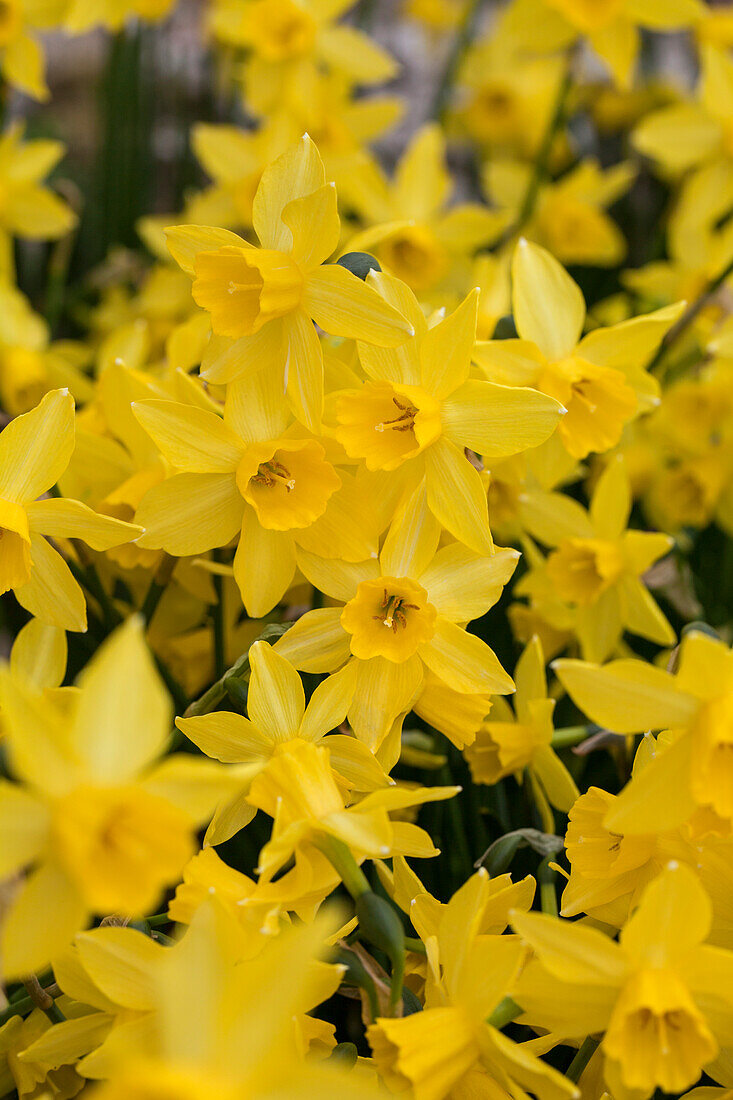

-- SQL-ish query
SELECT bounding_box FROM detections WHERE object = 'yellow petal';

[233,512,296,617]
[324,733,391,790]
[132,399,244,472]
[349,654,423,748]
[282,308,324,433]
[224,369,290,444]
[441,379,563,457]
[201,323,283,386]
[282,183,340,271]
[21,1012,112,1068]
[75,926,161,1011]
[204,791,258,846]
[248,640,305,742]
[605,734,696,834]
[588,18,638,89]
[512,239,585,360]
[14,533,86,632]
[165,224,249,276]
[72,617,170,784]
[303,264,415,346]
[632,104,721,173]
[2,861,86,979]
[317,23,398,83]
[0,780,49,876]
[618,574,675,647]
[253,135,326,252]
[9,617,66,690]
[26,498,142,550]
[552,657,698,733]
[621,862,711,964]
[299,661,357,742]
[424,437,492,555]
[5,185,75,238]
[532,744,579,813]
[296,547,378,603]
[393,123,451,221]
[380,478,441,579]
[0,388,74,504]
[511,908,626,986]
[419,288,477,399]
[274,607,352,673]
[420,544,519,623]
[176,712,271,762]
[419,619,514,695]
[2,33,48,101]
[589,456,631,539]
[135,473,244,555]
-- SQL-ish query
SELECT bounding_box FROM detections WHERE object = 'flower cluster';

[0,2,732,1100]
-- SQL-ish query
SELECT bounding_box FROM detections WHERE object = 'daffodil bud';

[336,251,382,280]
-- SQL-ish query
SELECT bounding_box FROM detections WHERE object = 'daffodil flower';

[522,456,675,662]
[554,627,733,832]
[65,0,176,32]
[176,639,391,845]
[513,863,733,1100]
[0,618,240,978]
[369,868,578,1100]
[473,240,684,461]
[342,123,504,297]
[84,902,386,1099]
[133,370,379,617]
[333,274,563,555]
[466,635,579,826]
[0,389,143,632]
[0,124,76,279]
[248,738,458,883]
[503,0,705,88]
[275,480,518,750]
[165,136,414,431]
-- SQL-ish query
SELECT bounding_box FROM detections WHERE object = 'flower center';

[604,969,717,1095]
[53,785,195,916]
[251,0,317,61]
[545,537,624,606]
[335,381,442,471]
[378,225,447,291]
[192,245,303,338]
[341,576,437,662]
[237,439,340,530]
[538,355,637,460]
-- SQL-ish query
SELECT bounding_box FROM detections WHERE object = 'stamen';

[373,592,420,632]
[375,396,418,434]
[252,460,295,491]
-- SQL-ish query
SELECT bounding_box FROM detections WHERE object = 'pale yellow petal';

[10,617,66,690]
[14,533,86,632]
[0,388,74,503]
[380,478,441,579]
[274,608,351,673]
[303,264,415,346]
[552,657,698,733]
[136,473,244,555]
[282,308,324,433]
[253,135,326,252]
[419,619,514,695]
[248,640,305,742]
[165,224,249,276]
[420,544,519,622]
[26,498,142,550]
[296,547,378,603]
[348,654,423,747]
[512,239,585,359]
[0,780,49,877]
[282,183,340,270]
[176,712,271,762]
[419,288,477,399]
[132,399,244,472]
[233,513,296,618]
[441,379,563,457]
[2,861,87,979]
[424,437,493,555]
[299,661,358,742]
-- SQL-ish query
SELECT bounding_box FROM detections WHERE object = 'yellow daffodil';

[176,639,391,845]
[167,136,413,430]
[0,124,76,278]
[248,738,457,883]
[369,867,577,1100]
[554,627,733,831]
[133,370,378,616]
[0,389,142,631]
[466,635,579,826]
[87,900,383,1099]
[342,124,505,297]
[473,240,684,461]
[332,274,564,555]
[0,1006,84,1099]
[503,0,705,88]
[513,863,733,1099]
[274,481,518,751]
[0,617,237,977]
[484,157,635,268]
[0,0,68,100]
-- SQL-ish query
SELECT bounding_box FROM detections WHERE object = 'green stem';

[551,725,590,749]
[566,1036,600,1083]
[538,855,558,917]
[487,996,521,1029]
[314,835,370,900]
[440,764,473,881]
[404,936,427,956]
[430,0,488,121]
[647,252,733,372]
[22,976,66,1026]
